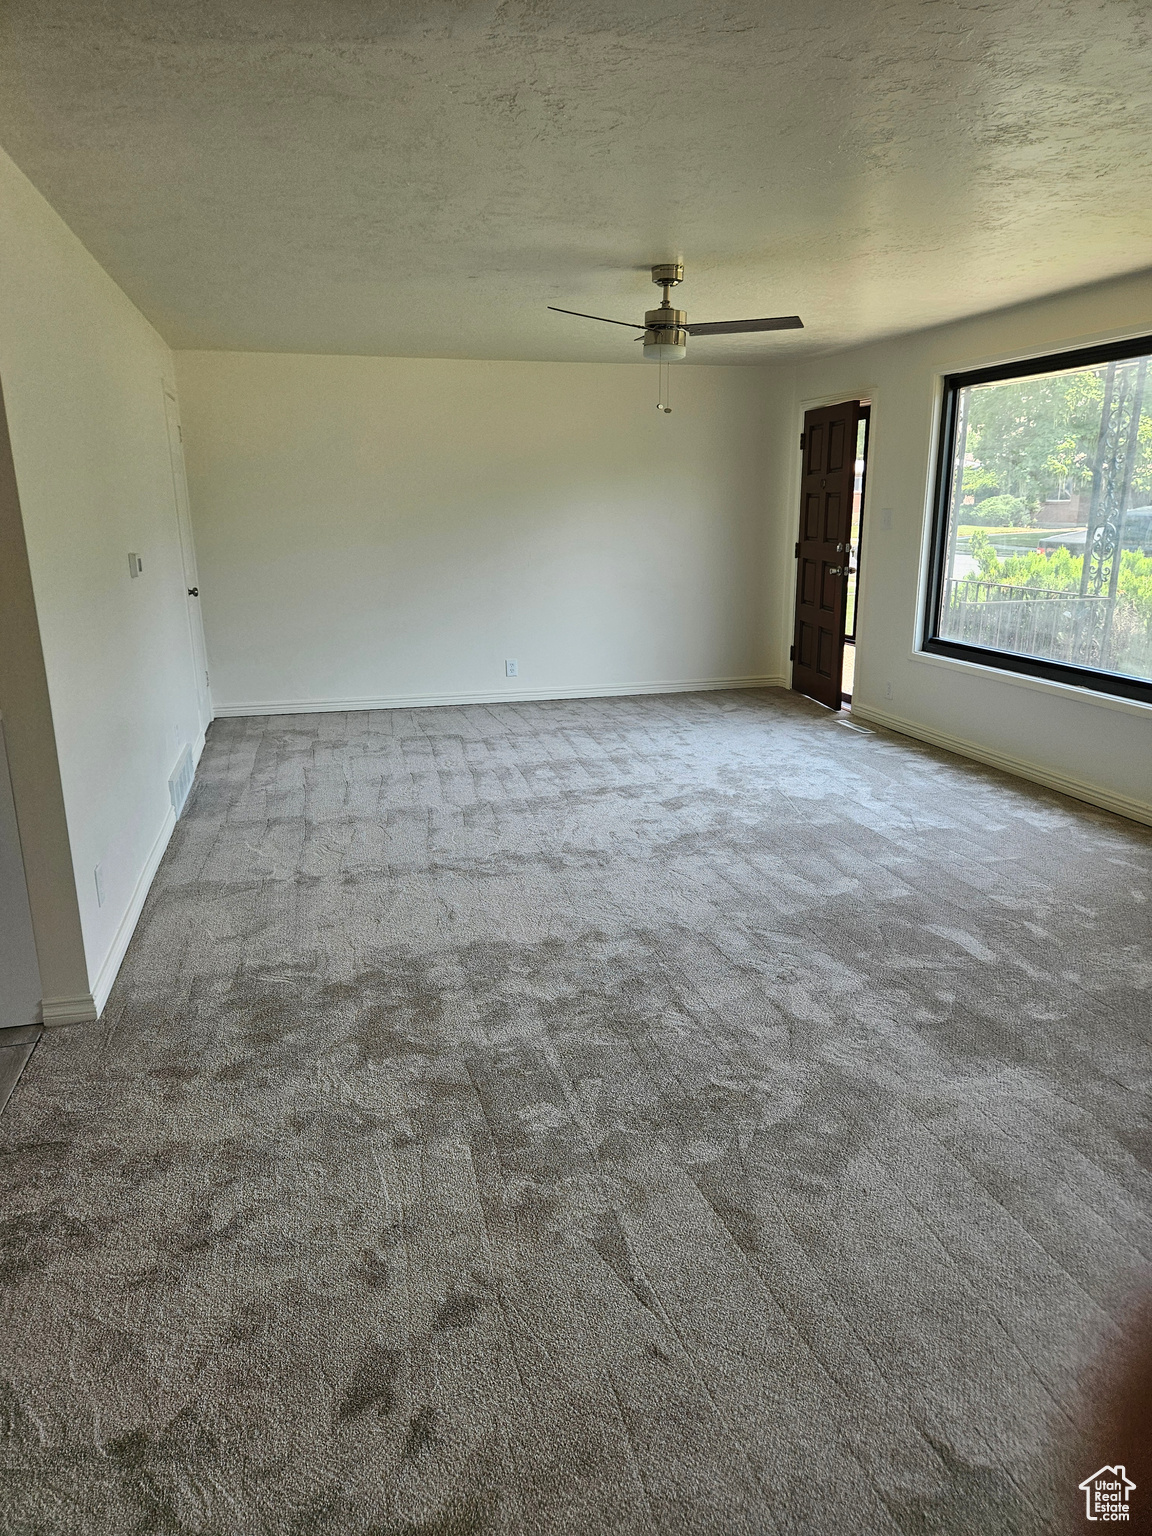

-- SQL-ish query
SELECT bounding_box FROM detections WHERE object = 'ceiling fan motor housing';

[642,308,688,359]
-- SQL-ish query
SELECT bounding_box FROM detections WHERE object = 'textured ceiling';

[1,1,1151,362]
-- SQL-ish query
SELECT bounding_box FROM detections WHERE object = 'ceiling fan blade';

[547,305,645,330]
[686,316,804,336]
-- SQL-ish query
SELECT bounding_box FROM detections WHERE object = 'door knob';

[187,587,199,597]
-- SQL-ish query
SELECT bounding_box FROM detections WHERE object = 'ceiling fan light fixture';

[642,336,687,361]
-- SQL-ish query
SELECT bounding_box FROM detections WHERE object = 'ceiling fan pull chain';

[658,361,672,414]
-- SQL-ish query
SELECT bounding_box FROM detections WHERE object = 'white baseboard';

[212,676,789,717]
[40,993,98,1027]
[87,805,175,1019]
[850,703,1152,828]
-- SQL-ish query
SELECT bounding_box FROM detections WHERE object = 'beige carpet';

[1,688,1149,1534]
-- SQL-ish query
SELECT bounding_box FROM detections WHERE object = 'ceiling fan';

[548,263,803,361]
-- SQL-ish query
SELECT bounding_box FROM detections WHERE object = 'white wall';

[174,352,787,713]
[0,145,205,1018]
[0,718,42,1030]
[771,270,1152,823]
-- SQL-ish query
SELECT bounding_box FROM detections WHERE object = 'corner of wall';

[0,144,211,1026]
[0,374,90,1012]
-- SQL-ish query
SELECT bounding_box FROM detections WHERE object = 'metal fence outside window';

[940,579,1114,669]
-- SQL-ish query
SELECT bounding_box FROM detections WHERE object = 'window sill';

[909,647,1152,719]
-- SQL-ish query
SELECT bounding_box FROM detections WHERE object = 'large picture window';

[925,337,1152,703]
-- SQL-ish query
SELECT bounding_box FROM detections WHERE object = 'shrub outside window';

[925,337,1152,704]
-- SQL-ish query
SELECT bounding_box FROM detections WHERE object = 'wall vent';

[169,746,194,818]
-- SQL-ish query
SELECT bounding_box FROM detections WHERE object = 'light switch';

[128,552,143,578]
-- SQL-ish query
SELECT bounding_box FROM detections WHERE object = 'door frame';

[160,380,213,734]
[783,387,879,701]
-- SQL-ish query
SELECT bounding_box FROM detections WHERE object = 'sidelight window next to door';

[791,400,869,711]
[842,409,870,702]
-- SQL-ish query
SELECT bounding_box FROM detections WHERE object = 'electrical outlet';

[880,508,893,531]
[94,862,106,907]
[884,681,892,699]
[505,659,518,678]
[128,552,143,578]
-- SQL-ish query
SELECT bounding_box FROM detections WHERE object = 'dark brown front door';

[791,400,860,710]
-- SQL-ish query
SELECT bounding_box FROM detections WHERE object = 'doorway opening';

[790,398,870,712]
[162,385,211,734]
[841,404,870,704]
